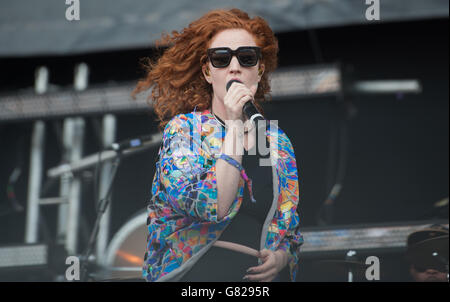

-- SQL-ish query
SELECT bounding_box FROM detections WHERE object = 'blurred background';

[0,0,448,282]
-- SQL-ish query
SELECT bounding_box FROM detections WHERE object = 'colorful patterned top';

[142,108,303,282]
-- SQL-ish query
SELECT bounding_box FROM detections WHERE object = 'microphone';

[109,135,154,152]
[226,80,265,125]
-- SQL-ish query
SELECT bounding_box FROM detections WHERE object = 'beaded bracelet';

[217,153,256,203]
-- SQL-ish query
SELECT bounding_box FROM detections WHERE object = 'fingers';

[259,249,271,259]
[229,81,257,97]
[245,273,276,282]
[224,83,254,121]
[244,268,277,282]
[227,86,253,106]
[228,82,254,101]
[244,249,277,282]
[249,255,273,274]
[239,95,253,108]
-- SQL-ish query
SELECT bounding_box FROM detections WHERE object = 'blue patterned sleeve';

[275,129,304,281]
[156,115,238,222]
[278,210,304,281]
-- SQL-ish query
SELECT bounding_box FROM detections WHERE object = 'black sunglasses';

[207,46,261,68]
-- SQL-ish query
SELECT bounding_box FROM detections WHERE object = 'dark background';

[0,18,448,281]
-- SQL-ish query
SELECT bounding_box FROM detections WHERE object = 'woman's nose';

[228,56,241,72]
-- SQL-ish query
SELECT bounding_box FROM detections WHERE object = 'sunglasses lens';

[238,48,258,66]
[210,50,231,67]
[208,47,260,67]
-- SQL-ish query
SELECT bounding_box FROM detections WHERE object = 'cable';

[94,147,103,214]
[316,102,351,226]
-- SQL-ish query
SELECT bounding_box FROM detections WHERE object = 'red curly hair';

[131,8,279,131]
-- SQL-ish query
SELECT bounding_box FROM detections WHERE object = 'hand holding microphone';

[222,79,256,123]
[225,80,265,125]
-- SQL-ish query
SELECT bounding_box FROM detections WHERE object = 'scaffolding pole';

[25,121,45,243]
[96,114,116,264]
[66,118,85,254]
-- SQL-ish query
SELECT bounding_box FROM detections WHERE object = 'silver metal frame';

[65,118,85,254]
[96,114,116,264]
[25,120,45,243]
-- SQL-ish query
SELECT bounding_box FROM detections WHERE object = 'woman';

[132,8,303,282]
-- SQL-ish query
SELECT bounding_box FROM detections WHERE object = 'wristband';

[217,153,256,203]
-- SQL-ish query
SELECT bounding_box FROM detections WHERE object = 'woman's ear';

[258,64,265,81]
[202,65,212,84]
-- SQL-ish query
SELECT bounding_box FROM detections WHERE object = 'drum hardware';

[407,235,449,281]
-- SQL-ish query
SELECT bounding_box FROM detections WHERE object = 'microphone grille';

[226,79,242,91]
